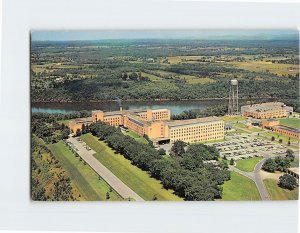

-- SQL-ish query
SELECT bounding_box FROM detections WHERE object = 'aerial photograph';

[31,30,299,201]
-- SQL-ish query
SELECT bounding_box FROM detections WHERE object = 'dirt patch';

[260,170,283,180]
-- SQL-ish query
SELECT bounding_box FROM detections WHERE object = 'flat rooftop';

[288,167,299,175]
[274,125,300,134]
[243,102,288,111]
[166,117,223,127]
[70,117,93,124]
[95,108,170,117]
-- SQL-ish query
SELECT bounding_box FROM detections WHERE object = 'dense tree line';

[31,112,90,143]
[262,149,295,173]
[172,104,228,120]
[89,122,230,200]
[31,136,78,201]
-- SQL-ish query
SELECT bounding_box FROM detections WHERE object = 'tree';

[158,148,166,155]
[75,128,82,137]
[286,149,295,161]
[171,140,187,157]
[106,192,110,200]
[262,158,277,172]
[129,72,138,81]
[274,156,290,172]
[278,174,298,190]
[271,136,275,141]
[152,194,158,200]
[279,139,283,143]
[229,158,234,165]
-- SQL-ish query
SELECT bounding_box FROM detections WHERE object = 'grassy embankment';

[122,129,148,144]
[279,118,300,129]
[221,171,261,201]
[235,157,264,172]
[49,141,122,201]
[264,179,298,200]
[81,133,182,201]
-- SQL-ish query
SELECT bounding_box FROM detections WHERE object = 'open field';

[153,70,214,84]
[228,61,299,76]
[233,122,262,132]
[81,133,182,201]
[221,171,261,200]
[235,157,263,172]
[122,129,149,144]
[48,141,122,201]
[220,115,247,123]
[264,179,298,200]
[279,118,300,129]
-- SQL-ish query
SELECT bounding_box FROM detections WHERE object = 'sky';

[31,29,299,41]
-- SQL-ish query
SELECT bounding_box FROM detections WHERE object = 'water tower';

[228,79,239,115]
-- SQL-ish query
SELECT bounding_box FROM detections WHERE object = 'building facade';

[273,125,300,139]
[70,108,224,144]
[241,102,293,119]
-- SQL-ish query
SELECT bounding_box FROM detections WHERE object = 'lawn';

[81,133,182,201]
[221,171,261,200]
[48,141,122,201]
[290,158,299,168]
[122,129,148,144]
[227,60,299,76]
[235,157,263,172]
[259,130,298,143]
[233,122,262,133]
[279,118,300,130]
[264,179,298,200]
[220,115,247,123]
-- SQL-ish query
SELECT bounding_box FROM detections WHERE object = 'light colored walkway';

[67,137,144,201]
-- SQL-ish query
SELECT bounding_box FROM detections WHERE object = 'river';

[31,99,230,115]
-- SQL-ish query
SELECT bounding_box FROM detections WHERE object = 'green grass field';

[279,118,300,130]
[235,157,263,172]
[290,158,299,167]
[221,171,261,200]
[48,141,122,201]
[264,179,298,200]
[122,129,148,144]
[81,133,182,201]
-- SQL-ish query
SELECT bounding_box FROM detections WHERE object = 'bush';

[158,148,166,155]
[262,158,277,172]
[278,174,298,190]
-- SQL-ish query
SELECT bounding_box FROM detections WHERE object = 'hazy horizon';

[31,29,299,41]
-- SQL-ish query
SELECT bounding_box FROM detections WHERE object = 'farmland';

[31,38,299,105]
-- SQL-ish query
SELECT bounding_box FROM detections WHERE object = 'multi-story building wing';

[241,102,293,119]
[165,117,224,143]
[70,108,224,144]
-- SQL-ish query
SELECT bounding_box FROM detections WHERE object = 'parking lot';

[209,134,288,160]
[64,137,92,153]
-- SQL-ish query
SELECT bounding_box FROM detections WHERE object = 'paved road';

[67,137,144,201]
[253,157,271,200]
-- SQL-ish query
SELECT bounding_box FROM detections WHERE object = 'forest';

[31,39,299,105]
